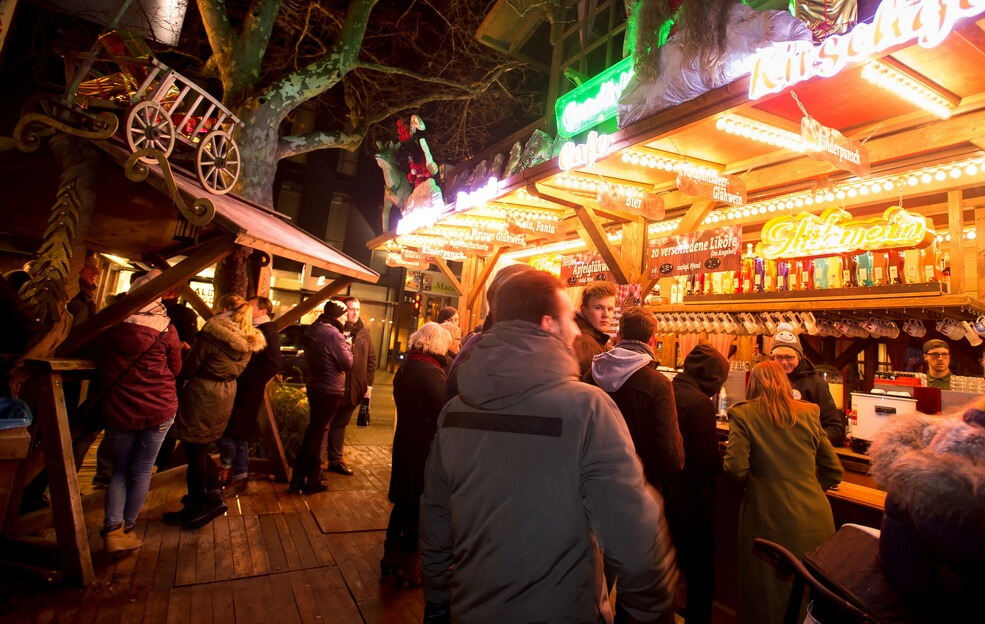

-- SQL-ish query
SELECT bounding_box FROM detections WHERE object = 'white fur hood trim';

[869,413,985,528]
[200,316,266,354]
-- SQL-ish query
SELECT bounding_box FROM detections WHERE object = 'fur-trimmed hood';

[870,412,985,529]
[199,315,266,355]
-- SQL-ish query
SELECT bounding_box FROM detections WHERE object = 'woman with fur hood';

[869,403,985,622]
[165,295,265,529]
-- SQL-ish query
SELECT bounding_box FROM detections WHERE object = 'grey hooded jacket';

[419,320,678,623]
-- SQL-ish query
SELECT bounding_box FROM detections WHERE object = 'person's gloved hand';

[422,602,450,624]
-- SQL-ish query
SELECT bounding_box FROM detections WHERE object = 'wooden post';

[274,277,353,332]
[34,368,93,585]
[674,199,716,236]
[431,258,465,296]
[256,263,272,298]
[147,254,214,319]
[571,204,633,284]
[975,207,985,298]
[466,247,506,311]
[457,256,482,332]
[862,341,880,393]
[620,219,646,284]
[58,236,237,355]
[255,388,290,482]
[948,190,965,294]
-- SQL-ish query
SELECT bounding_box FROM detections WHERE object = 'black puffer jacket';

[302,314,353,395]
[788,359,846,446]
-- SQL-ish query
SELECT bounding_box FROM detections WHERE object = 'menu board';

[647,225,742,278]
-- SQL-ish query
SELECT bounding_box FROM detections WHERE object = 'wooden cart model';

[65,29,244,195]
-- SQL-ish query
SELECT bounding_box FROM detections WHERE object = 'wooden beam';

[467,247,506,311]
[147,254,214,320]
[948,190,966,294]
[431,258,465,296]
[975,207,985,298]
[619,219,646,284]
[536,184,634,284]
[58,236,236,355]
[674,199,717,235]
[833,339,873,369]
[255,388,289,483]
[274,277,353,332]
[33,369,93,585]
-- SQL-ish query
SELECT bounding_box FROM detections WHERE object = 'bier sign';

[802,116,869,177]
[560,252,612,286]
[676,168,746,206]
[507,211,559,237]
[599,186,665,221]
[647,225,742,279]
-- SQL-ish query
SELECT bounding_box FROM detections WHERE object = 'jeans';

[293,390,342,484]
[320,401,356,464]
[218,436,249,478]
[104,417,174,531]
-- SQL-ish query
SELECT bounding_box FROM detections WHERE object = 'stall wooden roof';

[372,13,985,273]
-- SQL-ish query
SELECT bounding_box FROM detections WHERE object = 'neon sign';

[555,56,634,138]
[755,206,934,259]
[558,131,614,171]
[749,0,985,100]
[455,177,502,211]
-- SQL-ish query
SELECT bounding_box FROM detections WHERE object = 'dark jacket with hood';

[788,358,846,446]
[342,318,376,407]
[588,340,684,491]
[302,314,353,396]
[224,319,282,440]
[573,312,611,378]
[96,303,182,430]
[174,315,266,444]
[420,321,678,623]
[869,410,985,622]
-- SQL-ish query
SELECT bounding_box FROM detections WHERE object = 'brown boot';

[104,526,142,558]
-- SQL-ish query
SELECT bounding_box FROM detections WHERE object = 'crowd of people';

[80,264,981,624]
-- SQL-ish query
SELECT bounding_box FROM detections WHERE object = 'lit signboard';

[749,0,985,100]
[555,56,634,138]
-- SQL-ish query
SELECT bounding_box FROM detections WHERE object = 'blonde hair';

[219,294,253,334]
[746,361,797,429]
[408,322,452,356]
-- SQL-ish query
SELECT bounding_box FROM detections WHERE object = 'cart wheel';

[126,101,175,162]
[196,131,240,195]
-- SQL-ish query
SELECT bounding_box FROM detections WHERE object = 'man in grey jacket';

[419,270,678,624]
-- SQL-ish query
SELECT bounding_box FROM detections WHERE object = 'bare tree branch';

[353,60,520,91]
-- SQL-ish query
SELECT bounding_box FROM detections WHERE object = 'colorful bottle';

[740,244,756,293]
[889,251,905,284]
[871,252,888,286]
[725,270,737,294]
[842,253,858,287]
[789,261,800,291]
[712,271,723,295]
[857,252,873,287]
[754,255,765,293]
[922,243,940,282]
[670,279,681,305]
[777,261,790,291]
[763,258,777,292]
[941,252,951,293]
[814,258,829,289]
[904,249,921,284]
[827,255,843,289]
[801,259,815,290]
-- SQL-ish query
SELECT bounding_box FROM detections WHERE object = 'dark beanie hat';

[682,344,730,397]
[922,338,949,354]
[323,299,346,320]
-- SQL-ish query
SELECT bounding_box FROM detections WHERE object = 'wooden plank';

[130,521,164,595]
[299,511,335,566]
[165,585,191,624]
[210,584,235,624]
[226,515,253,579]
[174,524,198,586]
[284,512,319,569]
[142,590,171,624]
[287,570,320,624]
[263,568,302,624]
[976,207,985,297]
[147,254,213,320]
[256,390,289,483]
[430,258,464,296]
[243,514,271,575]
[302,567,364,624]
[259,514,289,573]
[674,198,716,236]
[152,523,181,591]
[189,584,214,624]
[466,247,506,311]
[948,190,966,294]
[572,202,633,284]
[211,516,235,581]
[273,513,302,570]
[34,372,93,585]
[195,514,216,583]
[273,278,352,332]
[59,236,237,355]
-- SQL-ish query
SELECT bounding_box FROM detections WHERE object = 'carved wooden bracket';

[124,147,216,226]
[13,110,118,153]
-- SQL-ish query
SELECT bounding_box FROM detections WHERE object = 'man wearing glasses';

[770,325,847,446]
[922,339,952,390]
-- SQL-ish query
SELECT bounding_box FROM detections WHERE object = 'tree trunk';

[213,244,252,301]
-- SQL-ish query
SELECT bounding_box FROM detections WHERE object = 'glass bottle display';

[871,251,888,286]
[857,252,873,287]
[904,249,921,284]
[814,258,829,289]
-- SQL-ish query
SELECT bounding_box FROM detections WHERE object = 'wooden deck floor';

[0,445,424,624]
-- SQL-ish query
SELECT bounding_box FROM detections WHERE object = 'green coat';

[724,398,843,624]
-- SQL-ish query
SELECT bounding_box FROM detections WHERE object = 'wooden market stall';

[371,3,985,618]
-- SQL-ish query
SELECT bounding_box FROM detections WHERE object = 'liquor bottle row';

[659,244,949,303]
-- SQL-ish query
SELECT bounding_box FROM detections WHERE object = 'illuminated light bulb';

[825,192,835,202]
[945,233,952,242]
[968,230,977,240]
[794,198,804,207]
[950,168,962,179]
[741,208,751,217]
[936,234,944,243]
[804,196,814,206]
[921,173,932,184]
[847,188,857,198]
[935,170,947,181]
[882,181,894,191]
[768,204,777,212]
[907,176,918,186]
[630,154,640,165]
[621,152,631,162]
[785,200,794,209]
[965,164,978,176]
[835,190,845,200]
[859,186,869,196]
[869,183,882,193]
